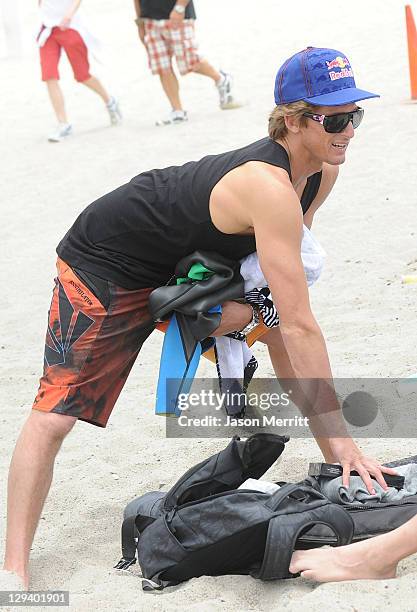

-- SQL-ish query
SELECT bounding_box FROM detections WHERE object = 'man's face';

[299,103,359,166]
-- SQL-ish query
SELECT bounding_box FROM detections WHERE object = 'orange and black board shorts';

[32,258,155,427]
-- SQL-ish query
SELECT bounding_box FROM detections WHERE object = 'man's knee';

[75,72,92,83]
[28,410,77,441]
[157,67,174,78]
[191,59,202,72]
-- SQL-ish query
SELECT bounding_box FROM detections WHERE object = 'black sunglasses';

[302,107,364,133]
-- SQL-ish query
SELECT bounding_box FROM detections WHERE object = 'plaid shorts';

[143,19,202,75]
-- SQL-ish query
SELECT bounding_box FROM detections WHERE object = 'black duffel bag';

[297,471,417,547]
[115,434,354,590]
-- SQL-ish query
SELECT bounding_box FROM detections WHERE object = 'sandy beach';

[1,0,417,610]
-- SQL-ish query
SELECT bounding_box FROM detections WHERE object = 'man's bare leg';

[46,80,68,124]
[81,76,111,104]
[81,76,122,125]
[192,59,221,83]
[192,60,241,110]
[290,513,417,582]
[3,411,77,588]
[158,68,183,111]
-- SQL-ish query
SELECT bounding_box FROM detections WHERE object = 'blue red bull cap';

[274,47,380,106]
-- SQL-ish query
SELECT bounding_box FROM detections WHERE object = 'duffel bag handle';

[252,503,354,581]
[264,483,325,511]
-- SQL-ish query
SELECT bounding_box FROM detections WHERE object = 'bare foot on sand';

[289,539,398,583]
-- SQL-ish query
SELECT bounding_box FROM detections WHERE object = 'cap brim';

[304,87,380,106]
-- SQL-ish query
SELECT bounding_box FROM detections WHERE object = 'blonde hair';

[268,100,316,140]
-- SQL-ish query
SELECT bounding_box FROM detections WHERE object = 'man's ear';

[284,114,302,134]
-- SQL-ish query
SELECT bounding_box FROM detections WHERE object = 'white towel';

[238,479,281,494]
[241,224,326,292]
[320,463,417,505]
[215,225,326,411]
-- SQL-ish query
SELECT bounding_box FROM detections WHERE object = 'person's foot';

[216,71,242,110]
[155,109,188,126]
[107,96,122,125]
[47,123,72,143]
[289,539,398,583]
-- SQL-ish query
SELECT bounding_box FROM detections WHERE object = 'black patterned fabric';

[245,287,279,328]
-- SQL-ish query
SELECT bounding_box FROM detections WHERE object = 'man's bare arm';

[58,0,81,29]
[169,0,190,28]
[260,162,340,459]
[133,0,145,44]
[133,0,141,18]
[63,0,82,20]
[244,167,396,490]
[253,179,333,379]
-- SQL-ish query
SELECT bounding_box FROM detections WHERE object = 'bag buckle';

[289,490,308,502]
[114,557,136,570]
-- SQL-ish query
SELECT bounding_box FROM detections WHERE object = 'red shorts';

[39,27,91,82]
[32,258,155,427]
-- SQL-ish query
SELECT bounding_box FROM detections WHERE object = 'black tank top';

[57,138,322,289]
[140,0,196,20]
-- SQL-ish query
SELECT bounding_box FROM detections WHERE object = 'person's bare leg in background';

[158,67,183,111]
[46,79,68,124]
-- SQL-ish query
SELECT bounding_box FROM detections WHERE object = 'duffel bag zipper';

[172,453,289,507]
[345,498,417,511]
[172,475,245,507]
[164,435,288,510]
[163,457,213,511]
[163,436,246,510]
[168,484,325,519]
[165,489,268,524]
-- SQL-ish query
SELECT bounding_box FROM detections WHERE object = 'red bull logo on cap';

[326,56,354,81]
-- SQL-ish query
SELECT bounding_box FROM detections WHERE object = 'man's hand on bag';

[211,301,252,337]
[329,437,398,493]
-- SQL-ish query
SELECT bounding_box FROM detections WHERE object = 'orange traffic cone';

[405,5,417,99]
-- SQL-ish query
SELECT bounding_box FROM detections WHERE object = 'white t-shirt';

[37,0,101,59]
[39,0,83,28]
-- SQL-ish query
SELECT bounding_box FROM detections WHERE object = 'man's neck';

[276,137,323,188]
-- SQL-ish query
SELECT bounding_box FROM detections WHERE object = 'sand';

[1,0,417,610]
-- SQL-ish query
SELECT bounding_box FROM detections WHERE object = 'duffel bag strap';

[252,503,354,581]
[114,514,138,570]
[264,483,324,511]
